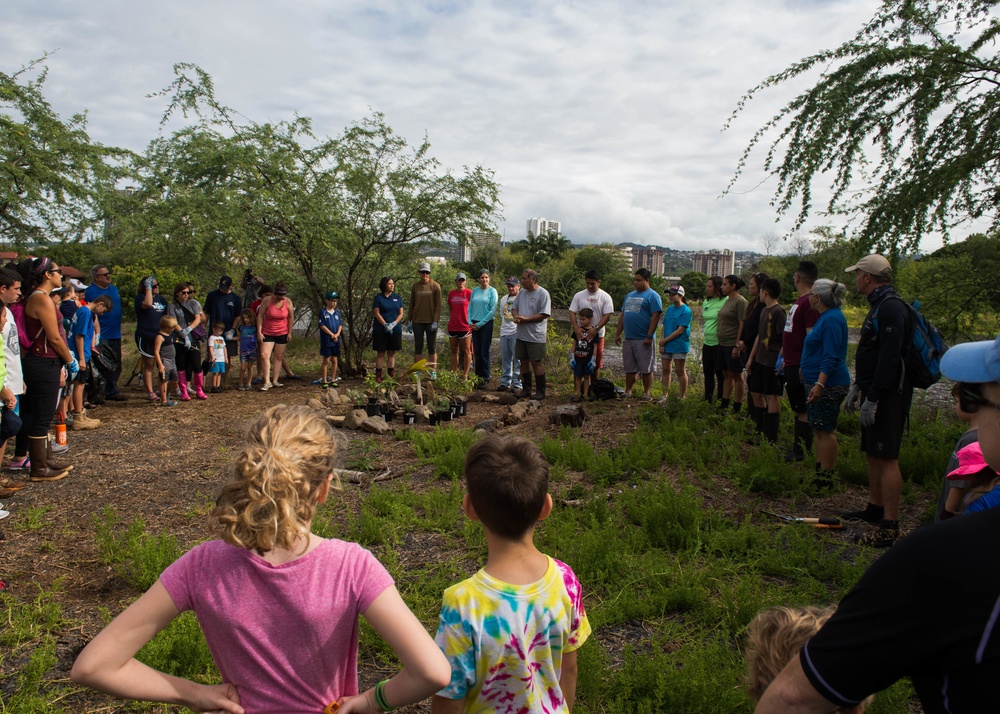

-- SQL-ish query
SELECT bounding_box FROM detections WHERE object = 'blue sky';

[3,0,905,252]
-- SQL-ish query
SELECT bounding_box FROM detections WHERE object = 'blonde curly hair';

[746,605,873,711]
[213,405,340,554]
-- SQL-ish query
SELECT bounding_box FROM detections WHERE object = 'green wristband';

[374,679,395,712]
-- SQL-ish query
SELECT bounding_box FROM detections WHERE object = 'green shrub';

[94,507,183,591]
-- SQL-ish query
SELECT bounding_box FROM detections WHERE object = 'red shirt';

[782,294,818,365]
[447,288,472,332]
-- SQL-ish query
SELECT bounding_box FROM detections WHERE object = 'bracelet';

[374,679,395,712]
[816,383,826,390]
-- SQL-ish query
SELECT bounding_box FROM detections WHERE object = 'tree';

[727,0,1000,255]
[112,64,501,371]
[511,232,571,265]
[1,55,124,246]
[679,271,709,301]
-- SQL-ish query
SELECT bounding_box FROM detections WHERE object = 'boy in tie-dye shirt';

[432,435,591,714]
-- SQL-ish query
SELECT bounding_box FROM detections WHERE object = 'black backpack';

[590,378,619,400]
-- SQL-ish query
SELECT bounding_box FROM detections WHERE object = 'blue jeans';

[500,333,521,389]
[472,320,494,384]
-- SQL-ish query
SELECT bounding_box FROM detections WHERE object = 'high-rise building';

[692,249,734,277]
[526,217,561,237]
[632,247,665,277]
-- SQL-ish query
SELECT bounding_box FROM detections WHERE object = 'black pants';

[15,354,62,455]
[702,344,724,401]
[175,341,204,377]
[472,321,494,383]
[103,338,122,397]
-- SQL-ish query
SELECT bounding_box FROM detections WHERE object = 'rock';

[482,394,500,403]
[474,418,501,433]
[360,417,390,435]
[340,395,353,406]
[497,393,519,406]
[415,405,433,423]
[322,389,340,407]
[505,402,531,425]
[326,415,346,428]
[549,403,587,428]
[389,390,401,406]
[344,409,368,430]
[527,399,542,413]
[466,391,487,403]
[306,397,325,411]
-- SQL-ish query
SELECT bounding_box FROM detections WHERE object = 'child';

[944,442,1000,516]
[658,285,691,402]
[153,316,179,407]
[937,382,996,520]
[314,291,343,388]
[237,309,257,391]
[208,321,227,393]
[569,307,596,402]
[69,295,110,429]
[71,405,449,712]
[745,606,872,713]
[432,434,591,713]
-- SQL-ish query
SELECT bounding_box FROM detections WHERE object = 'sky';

[2,0,904,253]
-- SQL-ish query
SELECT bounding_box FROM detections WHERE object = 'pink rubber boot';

[176,373,192,401]
[193,372,209,400]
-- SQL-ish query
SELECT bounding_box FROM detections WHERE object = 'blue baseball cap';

[941,334,1000,383]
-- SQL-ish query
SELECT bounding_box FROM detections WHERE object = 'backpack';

[9,303,36,351]
[874,298,948,390]
[590,378,619,400]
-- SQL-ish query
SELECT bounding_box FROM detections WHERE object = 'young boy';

[208,321,227,393]
[314,291,342,387]
[432,435,591,713]
[570,307,596,402]
[153,316,180,407]
[69,295,110,430]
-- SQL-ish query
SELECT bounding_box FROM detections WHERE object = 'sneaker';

[251,377,264,385]
[272,381,284,388]
[784,449,805,463]
[311,379,325,385]
[106,393,127,402]
[147,392,159,402]
[261,383,272,392]
[333,376,343,384]
[429,371,437,381]
[840,504,884,524]
[639,394,653,402]
[161,400,178,407]
[7,456,29,471]
[657,396,668,405]
[285,374,303,381]
[50,441,69,454]
[855,527,901,548]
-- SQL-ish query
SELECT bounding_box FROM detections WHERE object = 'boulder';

[415,405,434,423]
[474,418,501,433]
[482,394,500,403]
[325,415,346,428]
[360,417,390,435]
[322,389,340,407]
[549,404,587,428]
[497,392,519,406]
[340,395,353,406]
[505,402,531,425]
[344,409,368,430]
[306,397,325,412]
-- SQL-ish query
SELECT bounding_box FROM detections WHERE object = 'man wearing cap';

[410,263,442,379]
[511,269,551,399]
[84,265,125,400]
[497,277,522,393]
[840,254,912,547]
[615,268,663,401]
[569,269,615,380]
[204,276,243,377]
[755,335,1000,713]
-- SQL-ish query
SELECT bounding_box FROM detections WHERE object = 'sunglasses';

[47,268,63,275]
[96,272,111,278]
[179,290,193,295]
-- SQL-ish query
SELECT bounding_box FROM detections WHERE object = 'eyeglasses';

[47,268,62,275]
[96,272,111,278]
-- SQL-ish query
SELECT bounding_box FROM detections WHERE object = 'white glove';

[844,383,861,413]
[429,321,438,332]
[859,398,878,427]
[183,333,192,349]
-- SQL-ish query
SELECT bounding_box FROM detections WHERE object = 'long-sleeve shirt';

[800,307,851,386]
[856,285,910,402]
[468,287,498,328]
[409,280,442,324]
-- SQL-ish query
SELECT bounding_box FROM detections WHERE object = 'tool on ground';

[761,511,843,528]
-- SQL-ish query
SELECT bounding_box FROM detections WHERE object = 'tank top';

[262,298,289,336]
[26,290,60,359]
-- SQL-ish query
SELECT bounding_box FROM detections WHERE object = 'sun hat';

[947,442,996,480]
[844,254,892,278]
[941,334,1000,384]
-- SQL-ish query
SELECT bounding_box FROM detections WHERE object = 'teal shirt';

[468,287,498,328]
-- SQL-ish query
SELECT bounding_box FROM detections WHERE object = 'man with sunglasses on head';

[84,265,125,400]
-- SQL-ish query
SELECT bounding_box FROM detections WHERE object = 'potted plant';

[435,396,453,423]
[400,398,417,425]
[453,373,476,417]
[346,389,367,410]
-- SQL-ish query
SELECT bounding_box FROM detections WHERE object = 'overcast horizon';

[5,1,960,255]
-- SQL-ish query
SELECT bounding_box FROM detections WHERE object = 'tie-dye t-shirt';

[434,556,591,713]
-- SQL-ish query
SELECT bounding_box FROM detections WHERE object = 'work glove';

[384,322,393,333]
[93,334,100,347]
[144,276,155,291]
[429,321,438,332]
[588,358,597,374]
[406,322,412,333]
[183,333,192,350]
[224,329,236,341]
[181,326,193,336]
[859,398,878,428]
[66,356,80,380]
[844,383,861,413]
[569,358,578,370]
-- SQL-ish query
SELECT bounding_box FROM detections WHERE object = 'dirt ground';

[0,370,937,712]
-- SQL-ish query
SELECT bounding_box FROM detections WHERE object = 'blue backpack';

[874,298,948,390]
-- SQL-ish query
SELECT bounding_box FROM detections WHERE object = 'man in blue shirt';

[84,265,125,400]
[204,276,243,377]
[615,268,663,400]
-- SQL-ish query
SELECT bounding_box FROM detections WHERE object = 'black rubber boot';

[534,374,546,400]
[519,372,532,399]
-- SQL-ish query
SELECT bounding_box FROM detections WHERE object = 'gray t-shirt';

[512,286,551,344]
[167,299,203,331]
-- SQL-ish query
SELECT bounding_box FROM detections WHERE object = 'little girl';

[71,404,450,712]
[238,309,258,391]
[153,316,180,408]
[208,321,227,393]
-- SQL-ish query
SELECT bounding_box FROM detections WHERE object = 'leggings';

[175,341,204,376]
[701,344,724,402]
[472,320,494,383]
[15,354,62,455]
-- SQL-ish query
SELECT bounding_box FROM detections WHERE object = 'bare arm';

[71,581,244,713]
[285,299,294,343]
[256,297,268,336]
[754,657,838,714]
[431,695,466,714]
[560,649,579,711]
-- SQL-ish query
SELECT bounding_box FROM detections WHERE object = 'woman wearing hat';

[469,270,498,388]
[447,273,473,378]
[372,277,404,383]
[256,282,294,391]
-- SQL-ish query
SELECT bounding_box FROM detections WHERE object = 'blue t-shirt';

[320,308,342,347]
[965,485,1000,515]
[621,289,663,340]
[661,303,692,354]
[800,307,851,386]
[69,305,95,362]
[372,293,403,332]
[84,284,123,339]
[239,325,257,355]
[134,294,168,338]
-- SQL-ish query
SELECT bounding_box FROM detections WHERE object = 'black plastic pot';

[402,412,416,425]
[365,402,381,418]
[452,400,467,417]
[437,409,452,423]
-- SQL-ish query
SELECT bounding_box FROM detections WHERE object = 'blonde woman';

[72,405,449,713]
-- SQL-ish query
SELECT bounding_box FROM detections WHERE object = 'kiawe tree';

[726,0,1000,255]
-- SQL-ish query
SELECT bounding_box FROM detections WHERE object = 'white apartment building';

[526,217,561,237]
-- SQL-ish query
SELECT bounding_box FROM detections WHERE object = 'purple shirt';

[160,538,393,713]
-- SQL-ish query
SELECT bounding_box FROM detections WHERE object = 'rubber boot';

[177,373,192,401]
[763,412,781,444]
[29,436,69,482]
[813,463,834,493]
[193,372,209,400]
[519,372,532,399]
[534,374,547,400]
[46,438,74,472]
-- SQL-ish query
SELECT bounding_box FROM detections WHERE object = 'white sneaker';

[272,381,284,388]
[261,383,272,392]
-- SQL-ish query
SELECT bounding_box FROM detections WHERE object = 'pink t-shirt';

[160,538,393,713]
[448,288,472,333]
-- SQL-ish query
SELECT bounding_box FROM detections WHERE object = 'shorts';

[784,363,808,414]
[412,322,438,355]
[209,362,226,374]
[161,358,179,382]
[572,358,595,377]
[594,337,605,369]
[240,350,258,363]
[515,339,546,363]
[860,385,912,459]
[750,363,784,396]
[718,345,746,372]
[263,334,288,345]
[449,330,472,339]
[320,343,341,358]
[623,339,655,375]
[661,352,687,362]
[73,363,90,385]
[806,382,849,433]
[372,330,402,353]
[135,334,156,358]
